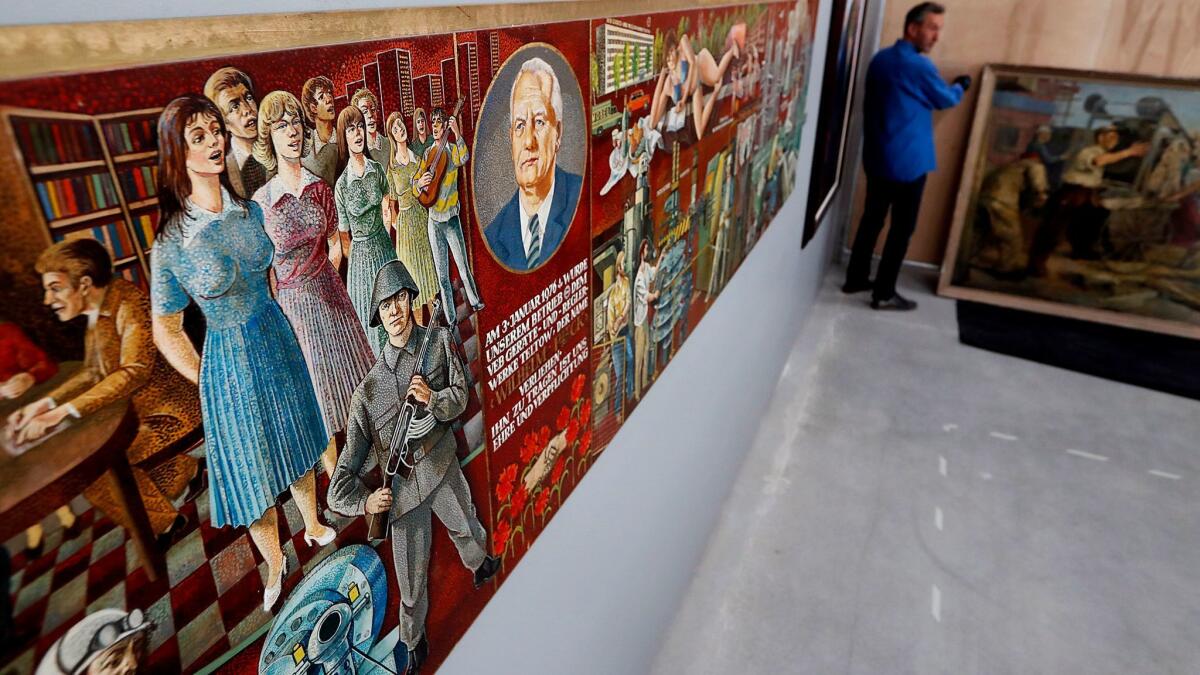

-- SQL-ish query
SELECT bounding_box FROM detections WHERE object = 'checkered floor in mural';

[2,282,487,675]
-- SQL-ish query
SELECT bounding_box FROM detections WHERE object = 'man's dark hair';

[430,107,447,124]
[905,2,945,28]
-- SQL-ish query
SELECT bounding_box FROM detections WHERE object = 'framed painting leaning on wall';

[939,64,1200,339]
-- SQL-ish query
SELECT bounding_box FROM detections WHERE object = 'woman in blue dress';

[149,94,335,611]
[334,105,397,356]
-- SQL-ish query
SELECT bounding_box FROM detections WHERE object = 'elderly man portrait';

[8,240,203,541]
[483,56,583,272]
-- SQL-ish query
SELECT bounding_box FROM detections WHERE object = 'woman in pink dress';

[251,90,375,478]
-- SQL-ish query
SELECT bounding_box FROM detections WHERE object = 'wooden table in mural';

[0,398,167,581]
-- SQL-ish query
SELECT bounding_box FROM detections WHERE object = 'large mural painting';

[0,2,814,673]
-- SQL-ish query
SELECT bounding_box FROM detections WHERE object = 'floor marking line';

[939,456,947,477]
[1065,449,1108,462]
[931,585,942,622]
[1148,470,1182,480]
[989,432,1018,441]
[935,507,943,531]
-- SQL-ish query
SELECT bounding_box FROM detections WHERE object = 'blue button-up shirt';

[862,40,964,183]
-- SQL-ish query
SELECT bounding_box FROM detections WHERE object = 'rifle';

[367,298,442,540]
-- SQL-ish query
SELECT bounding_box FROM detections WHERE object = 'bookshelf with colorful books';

[2,106,161,289]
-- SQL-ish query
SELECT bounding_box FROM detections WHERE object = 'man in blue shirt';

[843,2,970,310]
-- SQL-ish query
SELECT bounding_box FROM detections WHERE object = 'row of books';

[12,117,102,167]
[102,117,158,156]
[36,172,120,221]
[54,219,138,261]
[132,211,159,251]
[118,164,158,202]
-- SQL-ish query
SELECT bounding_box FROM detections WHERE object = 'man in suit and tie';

[484,57,582,272]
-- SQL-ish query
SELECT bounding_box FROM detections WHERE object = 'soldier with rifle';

[329,259,499,674]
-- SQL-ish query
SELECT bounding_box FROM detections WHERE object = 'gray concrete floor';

[652,267,1200,674]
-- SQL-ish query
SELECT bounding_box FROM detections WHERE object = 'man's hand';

[523,430,568,492]
[952,75,972,92]
[407,375,432,406]
[381,196,395,225]
[1127,141,1151,158]
[8,397,53,430]
[0,373,35,400]
[448,116,461,139]
[365,488,393,515]
[15,405,70,445]
[417,172,434,190]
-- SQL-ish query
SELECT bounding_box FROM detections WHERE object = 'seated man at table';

[8,240,203,540]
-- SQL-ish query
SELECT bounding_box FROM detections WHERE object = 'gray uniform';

[329,324,488,647]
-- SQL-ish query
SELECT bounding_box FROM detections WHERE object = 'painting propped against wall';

[802,0,865,247]
[0,1,815,673]
[940,64,1200,339]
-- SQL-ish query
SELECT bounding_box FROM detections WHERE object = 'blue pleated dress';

[151,190,328,529]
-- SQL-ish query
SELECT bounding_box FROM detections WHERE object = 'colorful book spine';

[12,118,101,166]
[36,172,119,221]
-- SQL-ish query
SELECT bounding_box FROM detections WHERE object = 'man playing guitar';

[413,104,484,328]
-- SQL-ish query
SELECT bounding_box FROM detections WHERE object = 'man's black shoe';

[407,635,429,674]
[841,279,873,294]
[473,555,500,588]
[870,293,918,311]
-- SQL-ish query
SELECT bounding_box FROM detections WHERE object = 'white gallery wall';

[2,0,880,672]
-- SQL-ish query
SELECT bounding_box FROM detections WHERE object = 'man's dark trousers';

[845,173,927,301]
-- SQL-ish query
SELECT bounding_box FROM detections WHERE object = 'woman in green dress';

[334,105,396,356]
[383,111,439,317]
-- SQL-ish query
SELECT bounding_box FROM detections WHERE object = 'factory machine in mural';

[0,2,814,673]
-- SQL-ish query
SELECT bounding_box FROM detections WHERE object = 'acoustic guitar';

[415,98,466,209]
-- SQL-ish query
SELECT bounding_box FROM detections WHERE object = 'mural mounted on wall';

[940,64,1200,339]
[802,0,866,247]
[588,1,815,457]
[0,1,815,673]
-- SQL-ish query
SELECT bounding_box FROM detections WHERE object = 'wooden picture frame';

[938,63,1200,340]
[801,0,867,247]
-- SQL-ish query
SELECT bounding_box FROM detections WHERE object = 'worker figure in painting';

[8,240,202,543]
[842,2,969,310]
[971,151,1049,276]
[328,260,499,675]
[1026,125,1149,275]
[1024,125,1066,188]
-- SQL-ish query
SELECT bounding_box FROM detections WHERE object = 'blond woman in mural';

[252,90,376,479]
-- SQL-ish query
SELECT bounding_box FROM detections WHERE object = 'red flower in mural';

[578,430,592,457]
[566,418,580,445]
[571,373,586,401]
[580,398,592,426]
[534,488,551,516]
[520,432,540,465]
[511,484,529,514]
[493,519,512,557]
[556,405,570,431]
[496,463,518,503]
[538,425,551,447]
[551,456,565,485]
